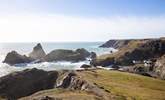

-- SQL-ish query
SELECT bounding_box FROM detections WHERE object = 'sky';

[0,0,165,42]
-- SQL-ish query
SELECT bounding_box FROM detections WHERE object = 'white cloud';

[0,14,164,42]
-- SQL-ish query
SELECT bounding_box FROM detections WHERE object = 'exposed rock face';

[29,43,46,59]
[44,49,90,62]
[115,39,165,65]
[95,38,165,66]
[0,69,108,99]
[0,68,59,99]
[154,55,165,79]
[99,39,133,49]
[3,51,33,65]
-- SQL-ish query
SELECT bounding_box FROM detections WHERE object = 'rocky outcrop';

[59,72,92,90]
[115,39,165,65]
[95,38,165,66]
[3,51,33,65]
[0,68,59,99]
[29,43,46,59]
[44,49,90,62]
[99,39,133,49]
[154,55,165,80]
[0,68,109,99]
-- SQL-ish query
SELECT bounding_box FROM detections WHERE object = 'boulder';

[29,43,46,59]
[80,64,92,68]
[44,49,89,62]
[0,68,59,99]
[3,51,33,65]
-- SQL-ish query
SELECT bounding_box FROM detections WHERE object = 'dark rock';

[75,48,90,58]
[3,51,33,65]
[29,43,46,59]
[0,68,59,99]
[80,64,92,68]
[111,65,120,70]
[90,57,115,67]
[59,72,77,89]
[39,96,58,100]
[90,52,97,59]
[44,49,89,62]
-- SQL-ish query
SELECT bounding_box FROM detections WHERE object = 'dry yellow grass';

[20,69,165,100]
[20,89,104,100]
[78,69,165,100]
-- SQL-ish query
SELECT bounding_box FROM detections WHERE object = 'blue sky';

[1,0,165,17]
[0,0,165,42]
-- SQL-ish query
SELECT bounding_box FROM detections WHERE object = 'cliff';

[95,38,165,66]
[99,39,133,49]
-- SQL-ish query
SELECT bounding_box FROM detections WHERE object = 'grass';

[20,88,103,100]
[20,69,165,100]
[97,40,147,60]
[78,69,165,100]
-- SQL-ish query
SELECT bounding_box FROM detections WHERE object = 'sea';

[0,42,115,77]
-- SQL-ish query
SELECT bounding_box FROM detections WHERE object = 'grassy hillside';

[20,69,165,100]
[78,69,165,100]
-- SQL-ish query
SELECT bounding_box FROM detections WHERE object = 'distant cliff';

[94,38,165,66]
[99,39,133,49]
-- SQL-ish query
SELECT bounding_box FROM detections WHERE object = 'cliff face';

[115,39,165,65]
[99,39,133,49]
[154,55,165,79]
[95,38,165,66]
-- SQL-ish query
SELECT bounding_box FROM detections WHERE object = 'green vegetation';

[78,69,165,100]
[20,69,165,100]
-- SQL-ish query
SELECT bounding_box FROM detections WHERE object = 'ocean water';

[0,42,115,77]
